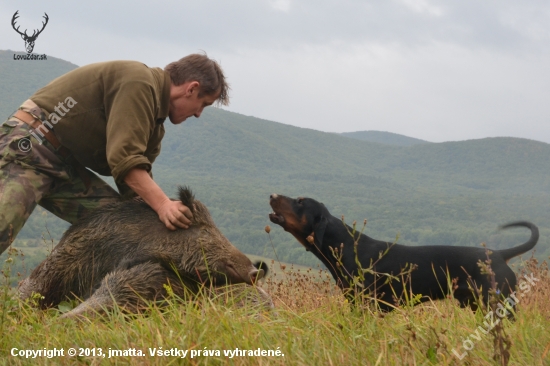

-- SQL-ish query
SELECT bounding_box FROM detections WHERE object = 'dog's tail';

[495,221,539,261]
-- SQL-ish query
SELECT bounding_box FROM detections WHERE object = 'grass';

[1,246,549,365]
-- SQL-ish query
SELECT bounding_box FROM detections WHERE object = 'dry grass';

[1,247,549,365]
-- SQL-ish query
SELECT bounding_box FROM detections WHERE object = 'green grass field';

[1,246,549,366]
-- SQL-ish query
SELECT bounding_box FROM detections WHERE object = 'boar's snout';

[249,267,265,284]
[224,263,264,285]
[248,260,270,284]
[221,259,269,285]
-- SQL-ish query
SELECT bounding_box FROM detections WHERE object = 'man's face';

[168,81,219,124]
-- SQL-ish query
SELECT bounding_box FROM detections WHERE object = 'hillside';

[1,51,549,270]
[340,130,430,146]
[0,50,78,116]
[152,109,550,264]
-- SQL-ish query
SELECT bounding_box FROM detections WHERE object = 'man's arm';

[124,168,192,230]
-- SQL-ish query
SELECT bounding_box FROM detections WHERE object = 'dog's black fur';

[269,194,539,311]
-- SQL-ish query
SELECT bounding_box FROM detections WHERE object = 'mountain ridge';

[1,51,548,268]
[340,130,430,146]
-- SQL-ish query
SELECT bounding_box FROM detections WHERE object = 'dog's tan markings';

[270,196,313,248]
[285,215,311,248]
[282,214,307,246]
[276,199,309,247]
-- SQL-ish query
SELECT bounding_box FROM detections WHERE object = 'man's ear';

[186,81,200,96]
[313,216,327,246]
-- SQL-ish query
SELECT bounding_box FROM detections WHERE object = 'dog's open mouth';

[269,194,286,225]
[269,212,285,225]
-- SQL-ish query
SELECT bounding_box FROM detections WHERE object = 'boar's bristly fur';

[178,185,195,215]
[18,187,269,314]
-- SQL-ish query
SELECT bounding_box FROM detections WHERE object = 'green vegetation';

[1,50,549,270]
[1,247,549,365]
[2,51,550,366]
[340,130,430,146]
[0,50,78,119]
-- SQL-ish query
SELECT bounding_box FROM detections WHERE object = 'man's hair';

[165,53,229,106]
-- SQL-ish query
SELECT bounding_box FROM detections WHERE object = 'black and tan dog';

[269,194,539,311]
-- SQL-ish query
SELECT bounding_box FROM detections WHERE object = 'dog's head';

[268,194,329,250]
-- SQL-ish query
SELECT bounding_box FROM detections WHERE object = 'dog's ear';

[313,215,328,246]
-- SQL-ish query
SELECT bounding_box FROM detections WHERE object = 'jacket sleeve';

[104,80,159,183]
[144,123,165,165]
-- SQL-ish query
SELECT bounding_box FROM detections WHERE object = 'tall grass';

[1,246,549,365]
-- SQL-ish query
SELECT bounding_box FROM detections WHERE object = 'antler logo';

[11,11,49,54]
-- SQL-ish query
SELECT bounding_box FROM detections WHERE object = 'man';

[0,54,229,254]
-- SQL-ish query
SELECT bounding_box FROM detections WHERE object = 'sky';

[1,0,549,143]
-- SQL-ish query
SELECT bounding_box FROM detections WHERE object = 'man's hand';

[124,168,193,230]
[156,199,193,230]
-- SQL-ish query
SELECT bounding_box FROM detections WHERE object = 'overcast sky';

[1,0,549,143]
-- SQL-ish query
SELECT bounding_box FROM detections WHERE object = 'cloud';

[3,1,549,53]
[221,38,550,142]
[1,0,549,142]
[269,0,292,12]
[398,0,444,17]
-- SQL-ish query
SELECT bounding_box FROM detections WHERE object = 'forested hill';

[340,130,430,146]
[0,50,78,115]
[1,51,549,269]
[150,108,550,265]
[157,108,550,196]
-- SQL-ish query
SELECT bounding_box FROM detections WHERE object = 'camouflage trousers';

[0,102,121,254]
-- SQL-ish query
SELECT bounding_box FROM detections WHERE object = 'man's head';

[165,53,229,124]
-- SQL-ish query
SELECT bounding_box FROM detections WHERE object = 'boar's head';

[174,187,267,286]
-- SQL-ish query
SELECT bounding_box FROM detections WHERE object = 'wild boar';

[19,187,270,315]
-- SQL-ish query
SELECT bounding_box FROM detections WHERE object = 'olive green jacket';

[31,60,170,184]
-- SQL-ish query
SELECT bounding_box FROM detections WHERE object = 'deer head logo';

[12,11,49,54]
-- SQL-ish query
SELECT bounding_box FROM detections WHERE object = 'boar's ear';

[178,185,195,214]
[313,215,328,246]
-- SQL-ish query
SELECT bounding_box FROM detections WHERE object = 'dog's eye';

[297,198,303,205]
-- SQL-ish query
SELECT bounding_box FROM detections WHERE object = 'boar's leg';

[60,261,185,319]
